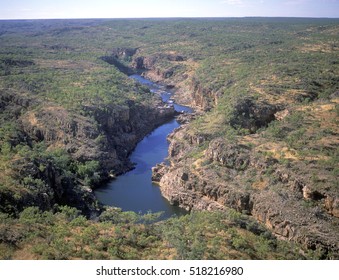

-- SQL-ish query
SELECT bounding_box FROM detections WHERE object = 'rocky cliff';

[107,48,338,258]
[0,82,177,217]
[153,132,338,257]
[105,44,339,257]
[20,99,176,175]
[153,104,339,258]
[151,87,339,258]
[108,48,195,106]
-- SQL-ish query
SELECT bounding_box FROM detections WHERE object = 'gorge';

[0,18,338,259]
[94,75,192,218]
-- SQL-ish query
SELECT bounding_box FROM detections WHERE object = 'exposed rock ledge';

[0,87,177,216]
[153,130,339,258]
[20,99,177,176]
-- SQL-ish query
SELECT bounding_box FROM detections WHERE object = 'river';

[94,75,192,219]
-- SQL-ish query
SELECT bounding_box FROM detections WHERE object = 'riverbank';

[103,40,338,257]
[94,75,192,218]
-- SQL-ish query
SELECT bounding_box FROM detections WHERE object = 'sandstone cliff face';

[190,77,220,110]
[1,82,176,216]
[20,99,176,176]
[107,47,198,108]
[108,47,185,81]
[131,53,185,70]
[153,122,339,258]
[229,98,280,133]
[131,53,185,82]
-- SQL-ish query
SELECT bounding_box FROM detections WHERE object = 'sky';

[0,0,338,19]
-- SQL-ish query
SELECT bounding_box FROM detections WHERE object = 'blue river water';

[94,75,192,219]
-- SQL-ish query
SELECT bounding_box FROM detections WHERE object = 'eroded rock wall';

[153,128,339,258]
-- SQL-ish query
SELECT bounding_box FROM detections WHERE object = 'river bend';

[94,75,192,219]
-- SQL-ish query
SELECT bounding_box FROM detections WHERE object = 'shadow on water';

[94,75,192,220]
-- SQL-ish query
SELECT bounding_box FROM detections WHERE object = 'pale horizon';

[1,0,338,20]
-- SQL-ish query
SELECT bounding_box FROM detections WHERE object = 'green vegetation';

[0,206,310,260]
[0,18,338,259]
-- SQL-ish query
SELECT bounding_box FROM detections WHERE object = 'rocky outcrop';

[325,197,339,218]
[107,48,186,81]
[229,98,280,133]
[131,53,185,71]
[206,140,250,170]
[21,105,103,161]
[153,128,339,258]
[1,80,177,217]
[20,100,176,176]
[106,48,183,83]
[7,155,99,217]
[190,77,220,110]
[131,54,185,81]
[111,47,138,59]
[103,47,195,107]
